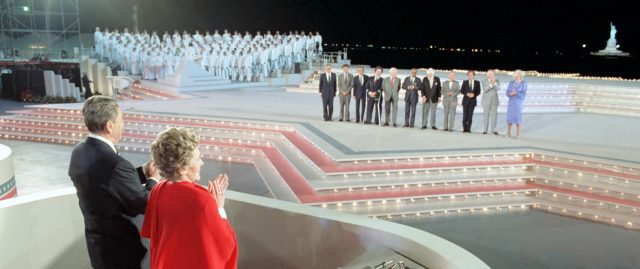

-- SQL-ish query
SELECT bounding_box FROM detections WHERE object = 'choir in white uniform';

[93,27,323,82]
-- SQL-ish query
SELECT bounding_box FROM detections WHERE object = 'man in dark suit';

[402,68,421,127]
[353,66,369,123]
[460,70,481,133]
[420,68,441,130]
[82,72,93,99]
[68,96,159,269]
[365,66,384,125]
[318,63,337,121]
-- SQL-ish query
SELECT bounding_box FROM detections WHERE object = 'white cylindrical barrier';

[0,144,17,200]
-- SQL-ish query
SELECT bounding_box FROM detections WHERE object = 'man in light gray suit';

[482,69,500,135]
[442,71,461,131]
[382,67,401,127]
[338,64,354,122]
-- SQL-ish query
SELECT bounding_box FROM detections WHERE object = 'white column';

[43,71,56,97]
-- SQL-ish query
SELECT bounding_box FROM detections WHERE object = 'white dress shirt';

[88,133,117,153]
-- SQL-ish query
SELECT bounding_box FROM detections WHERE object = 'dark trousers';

[355,96,366,122]
[322,95,334,120]
[462,103,475,131]
[366,97,382,124]
[405,100,417,126]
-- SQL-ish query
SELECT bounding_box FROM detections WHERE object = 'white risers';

[157,58,231,92]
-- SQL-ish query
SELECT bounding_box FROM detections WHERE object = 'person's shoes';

[431,126,438,130]
[327,119,333,121]
[493,132,499,135]
[356,120,360,123]
[383,123,389,126]
[339,119,343,122]
[443,128,449,131]
[364,122,370,125]
[346,119,351,122]
[402,124,409,127]
[449,129,454,132]
[324,118,328,121]
[393,124,397,127]
[421,126,427,130]
[409,125,414,128]
[483,132,487,135]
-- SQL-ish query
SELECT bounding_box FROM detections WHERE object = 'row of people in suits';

[319,65,517,135]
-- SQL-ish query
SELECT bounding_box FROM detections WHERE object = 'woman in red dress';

[142,127,238,269]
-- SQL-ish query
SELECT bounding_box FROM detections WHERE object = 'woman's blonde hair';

[150,127,200,181]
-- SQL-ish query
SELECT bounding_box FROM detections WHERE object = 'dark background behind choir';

[80,0,639,78]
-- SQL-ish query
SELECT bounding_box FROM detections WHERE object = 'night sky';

[80,0,638,76]
[81,0,638,54]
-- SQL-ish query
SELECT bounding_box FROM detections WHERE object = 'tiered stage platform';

[1,82,639,230]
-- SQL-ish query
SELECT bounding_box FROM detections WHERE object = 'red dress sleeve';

[201,196,238,269]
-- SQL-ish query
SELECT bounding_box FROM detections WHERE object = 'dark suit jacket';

[421,76,441,103]
[318,72,337,98]
[402,76,422,103]
[353,74,369,99]
[68,137,156,269]
[367,76,384,101]
[461,79,481,106]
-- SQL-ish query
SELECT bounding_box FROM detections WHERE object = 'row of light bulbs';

[325,178,530,195]
[29,108,293,131]
[132,84,184,99]
[319,190,532,208]
[372,204,531,220]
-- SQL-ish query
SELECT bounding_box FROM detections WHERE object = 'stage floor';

[2,81,639,269]
[31,86,640,165]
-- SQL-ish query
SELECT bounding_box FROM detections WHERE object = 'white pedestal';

[43,71,56,97]
[0,144,16,200]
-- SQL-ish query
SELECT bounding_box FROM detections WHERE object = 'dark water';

[343,48,640,79]
[395,210,640,269]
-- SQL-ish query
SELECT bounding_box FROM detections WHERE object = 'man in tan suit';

[382,67,401,127]
[337,64,354,122]
[442,71,461,131]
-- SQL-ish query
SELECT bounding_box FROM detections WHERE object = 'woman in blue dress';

[505,69,527,139]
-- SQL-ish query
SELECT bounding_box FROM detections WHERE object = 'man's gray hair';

[82,96,120,133]
[426,68,435,75]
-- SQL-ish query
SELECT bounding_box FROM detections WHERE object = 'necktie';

[344,74,347,84]
[411,77,414,84]
[360,75,363,84]
[469,80,473,91]
[391,78,394,89]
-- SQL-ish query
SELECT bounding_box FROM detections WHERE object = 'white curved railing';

[0,188,490,269]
